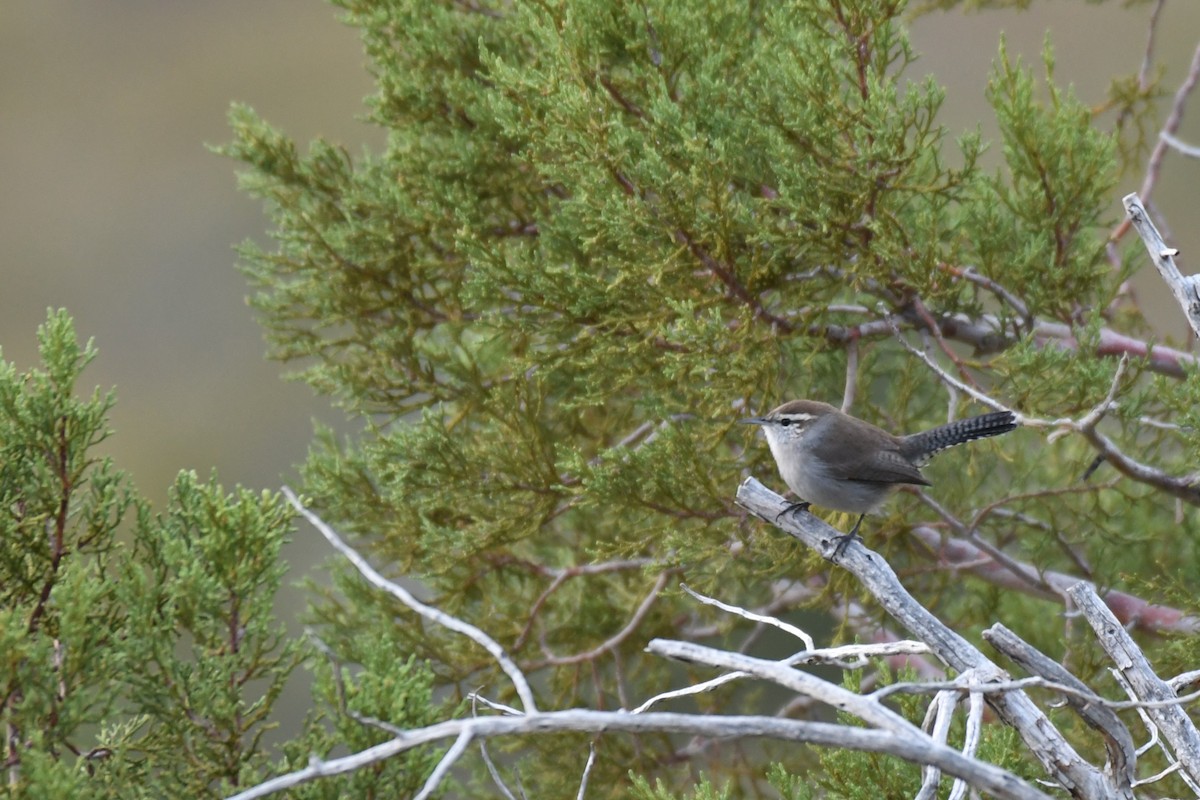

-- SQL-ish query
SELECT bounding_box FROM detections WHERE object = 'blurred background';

[1,0,1198,656]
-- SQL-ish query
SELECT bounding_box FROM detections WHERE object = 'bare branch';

[891,327,1009,414]
[735,477,1111,798]
[631,670,748,714]
[902,331,1200,506]
[1172,669,1200,691]
[1132,42,1200,213]
[577,742,597,800]
[910,525,1200,636]
[1123,193,1200,340]
[414,729,471,800]
[940,264,1030,323]
[469,692,523,717]
[1069,582,1200,786]
[1113,667,1200,795]
[479,740,518,800]
[1075,423,1200,507]
[283,488,539,713]
[1161,131,1200,159]
[1033,319,1196,379]
[474,694,519,800]
[681,583,816,649]
[953,690,985,800]
[225,709,1051,800]
[984,624,1136,795]
[648,639,916,733]
[687,576,946,677]
[871,673,1200,715]
[917,690,957,800]
[1136,0,1167,93]
[805,306,1196,379]
[509,557,652,650]
[530,569,676,667]
[308,631,406,736]
[637,592,933,714]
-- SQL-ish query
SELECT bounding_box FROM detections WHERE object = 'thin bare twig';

[902,334,1200,506]
[308,632,406,736]
[1161,131,1200,158]
[681,584,815,649]
[1137,0,1167,93]
[530,570,676,668]
[917,690,957,800]
[414,729,472,800]
[950,690,985,800]
[941,264,1030,325]
[479,741,518,800]
[891,328,1011,414]
[637,587,929,714]
[508,557,652,650]
[283,488,538,713]
[577,742,597,800]
[632,671,750,714]
[474,694,519,800]
[842,337,859,413]
[1132,42,1200,216]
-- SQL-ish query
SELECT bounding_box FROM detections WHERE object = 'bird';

[741,399,1018,555]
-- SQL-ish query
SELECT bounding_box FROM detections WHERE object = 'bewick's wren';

[741,400,1017,554]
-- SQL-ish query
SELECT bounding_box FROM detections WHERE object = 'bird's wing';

[828,448,931,486]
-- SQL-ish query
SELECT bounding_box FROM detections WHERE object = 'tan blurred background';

[2,3,380,506]
[3,0,1199,517]
[1,0,1198,719]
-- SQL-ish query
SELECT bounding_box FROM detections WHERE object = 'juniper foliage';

[220,0,1194,794]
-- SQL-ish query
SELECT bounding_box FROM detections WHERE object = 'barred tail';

[901,411,1017,464]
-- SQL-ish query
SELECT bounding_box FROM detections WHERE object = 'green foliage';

[213,0,1189,795]
[630,774,732,800]
[967,38,1117,320]
[0,311,443,798]
[0,310,131,798]
[274,649,448,799]
[101,472,301,796]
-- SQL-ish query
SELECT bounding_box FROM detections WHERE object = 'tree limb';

[225,709,1050,800]
[1069,582,1200,787]
[735,477,1112,798]
[1123,192,1200,341]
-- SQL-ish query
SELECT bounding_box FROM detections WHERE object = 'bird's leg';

[774,499,811,524]
[829,513,866,559]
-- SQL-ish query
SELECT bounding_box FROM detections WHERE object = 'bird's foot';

[828,531,861,559]
[827,513,866,560]
[774,500,811,524]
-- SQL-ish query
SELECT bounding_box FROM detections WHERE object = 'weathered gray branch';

[648,639,918,734]
[1123,192,1200,341]
[985,623,1136,796]
[226,709,1050,800]
[735,477,1112,798]
[1069,582,1200,786]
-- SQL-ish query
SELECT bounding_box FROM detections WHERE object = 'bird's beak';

[739,417,766,426]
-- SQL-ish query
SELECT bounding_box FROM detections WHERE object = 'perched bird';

[742,400,1018,555]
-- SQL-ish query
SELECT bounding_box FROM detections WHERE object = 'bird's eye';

[778,418,791,427]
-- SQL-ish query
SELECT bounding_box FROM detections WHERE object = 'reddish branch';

[910,525,1200,636]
